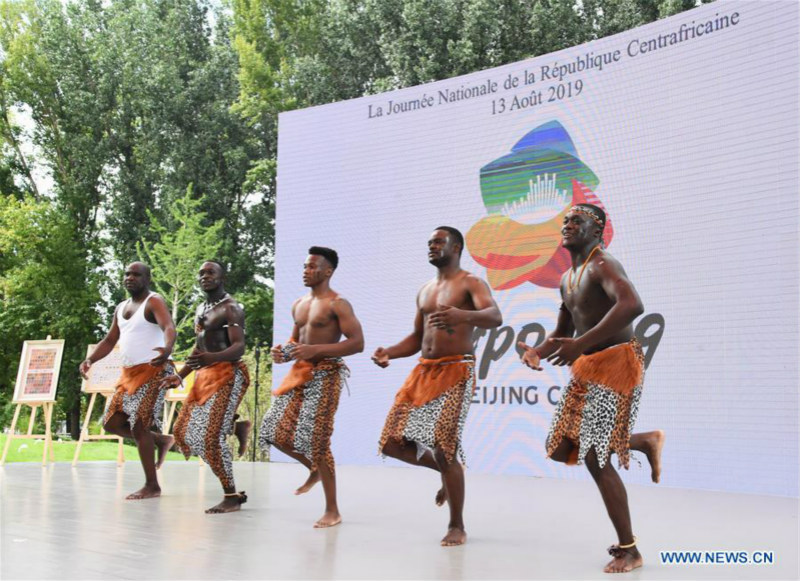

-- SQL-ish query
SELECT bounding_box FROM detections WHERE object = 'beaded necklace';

[567,245,602,294]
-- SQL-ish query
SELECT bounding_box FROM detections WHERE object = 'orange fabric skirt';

[546,339,645,470]
[393,354,474,407]
[186,361,244,405]
[273,360,315,396]
[117,362,167,395]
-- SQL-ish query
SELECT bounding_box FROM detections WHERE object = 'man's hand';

[271,344,285,364]
[517,341,543,371]
[371,347,390,368]
[149,346,171,367]
[291,343,319,361]
[79,359,92,380]
[428,304,465,331]
[158,374,182,390]
[186,349,215,370]
[547,337,584,366]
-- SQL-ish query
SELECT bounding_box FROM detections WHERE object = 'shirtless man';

[260,246,364,528]
[373,226,502,547]
[161,261,251,514]
[79,262,176,500]
[517,204,665,573]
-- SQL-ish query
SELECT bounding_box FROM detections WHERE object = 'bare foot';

[435,486,447,506]
[295,470,320,495]
[155,434,174,470]
[313,511,342,528]
[206,492,247,514]
[234,420,251,456]
[604,546,643,573]
[642,430,665,483]
[440,527,467,546]
[126,484,161,500]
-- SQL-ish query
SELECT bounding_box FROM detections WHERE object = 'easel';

[72,344,125,466]
[72,391,124,466]
[1,337,64,466]
[1,401,55,466]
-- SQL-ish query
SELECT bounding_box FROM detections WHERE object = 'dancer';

[79,262,176,499]
[261,246,364,528]
[517,204,665,573]
[373,227,502,546]
[161,261,251,514]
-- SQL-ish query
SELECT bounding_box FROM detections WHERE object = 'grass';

[0,433,185,463]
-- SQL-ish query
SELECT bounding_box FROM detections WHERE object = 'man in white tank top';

[79,262,177,500]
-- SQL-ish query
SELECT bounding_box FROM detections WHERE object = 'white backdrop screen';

[273,1,799,497]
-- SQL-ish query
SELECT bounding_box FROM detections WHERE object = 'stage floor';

[1,461,797,580]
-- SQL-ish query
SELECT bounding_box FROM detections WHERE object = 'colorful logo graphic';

[467,121,613,290]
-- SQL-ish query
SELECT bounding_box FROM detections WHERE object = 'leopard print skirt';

[259,358,348,474]
[546,339,645,470]
[103,363,174,432]
[379,356,475,466]
[173,363,250,490]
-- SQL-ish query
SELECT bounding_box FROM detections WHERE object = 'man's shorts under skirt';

[379,354,475,466]
[546,339,645,470]
[103,362,173,432]
[259,357,349,474]
[173,361,250,490]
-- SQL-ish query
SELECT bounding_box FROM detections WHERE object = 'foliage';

[0,196,103,429]
[137,185,225,355]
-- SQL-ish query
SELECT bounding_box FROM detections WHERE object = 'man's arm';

[79,306,121,379]
[148,295,177,366]
[271,299,301,363]
[518,303,575,370]
[294,298,364,359]
[372,300,424,367]
[427,275,502,330]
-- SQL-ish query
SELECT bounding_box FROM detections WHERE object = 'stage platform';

[1,461,797,580]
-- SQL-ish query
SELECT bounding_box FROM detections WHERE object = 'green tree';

[137,186,224,356]
[0,196,102,430]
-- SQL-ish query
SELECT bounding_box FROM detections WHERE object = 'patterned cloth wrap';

[103,362,174,432]
[259,354,349,474]
[379,354,475,466]
[546,339,645,469]
[173,361,250,489]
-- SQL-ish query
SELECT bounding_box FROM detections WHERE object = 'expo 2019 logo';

[467,121,614,290]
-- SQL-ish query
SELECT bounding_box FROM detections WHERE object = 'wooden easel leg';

[1,404,22,465]
[113,395,122,465]
[27,405,38,435]
[72,393,97,466]
[42,403,53,466]
[165,401,177,435]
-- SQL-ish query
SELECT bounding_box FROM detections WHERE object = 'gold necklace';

[567,245,601,294]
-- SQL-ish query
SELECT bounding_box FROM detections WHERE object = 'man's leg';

[629,430,665,483]
[271,442,322,494]
[381,438,449,505]
[204,433,245,514]
[104,413,161,500]
[103,411,133,439]
[585,448,643,574]
[433,447,466,547]
[313,460,341,528]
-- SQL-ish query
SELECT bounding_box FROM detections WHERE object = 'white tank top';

[116,292,166,367]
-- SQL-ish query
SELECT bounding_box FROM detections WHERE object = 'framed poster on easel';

[72,344,126,466]
[1,338,65,465]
